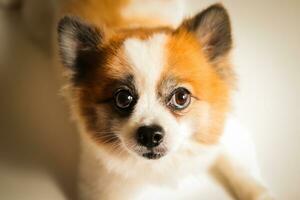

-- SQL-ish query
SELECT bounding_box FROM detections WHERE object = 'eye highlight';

[167,87,191,111]
[114,89,135,110]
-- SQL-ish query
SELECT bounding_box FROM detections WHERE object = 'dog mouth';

[142,151,164,160]
[123,139,167,160]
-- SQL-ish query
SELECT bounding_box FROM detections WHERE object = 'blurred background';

[0,0,299,199]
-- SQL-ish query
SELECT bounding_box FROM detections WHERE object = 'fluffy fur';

[57,1,273,199]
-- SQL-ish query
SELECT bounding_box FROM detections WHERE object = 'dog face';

[58,4,233,161]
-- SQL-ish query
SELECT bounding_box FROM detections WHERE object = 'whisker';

[94,132,120,144]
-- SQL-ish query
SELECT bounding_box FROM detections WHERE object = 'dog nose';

[136,125,164,148]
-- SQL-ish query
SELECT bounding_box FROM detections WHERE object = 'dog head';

[57,4,234,162]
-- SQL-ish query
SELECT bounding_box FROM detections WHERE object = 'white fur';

[123,33,166,98]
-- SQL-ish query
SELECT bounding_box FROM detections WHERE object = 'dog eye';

[168,88,191,110]
[114,90,134,109]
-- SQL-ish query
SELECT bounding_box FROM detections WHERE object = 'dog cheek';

[193,102,212,133]
[162,117,186,152]
[175,101,212,143]
[117,116,138,143]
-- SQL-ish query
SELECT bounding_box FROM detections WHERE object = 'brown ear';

[57,16,104,71]
[179,4,232,62]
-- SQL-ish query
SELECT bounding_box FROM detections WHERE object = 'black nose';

[136,125,164,148]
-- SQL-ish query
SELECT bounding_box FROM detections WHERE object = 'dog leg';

[210,153,274,200]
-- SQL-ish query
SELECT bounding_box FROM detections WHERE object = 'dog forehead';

[123,33,168,88]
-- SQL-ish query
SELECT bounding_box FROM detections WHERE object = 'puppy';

[57,0,273,199]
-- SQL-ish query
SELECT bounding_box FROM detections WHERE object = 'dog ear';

[178,4,232,62]
[57,16,104,72]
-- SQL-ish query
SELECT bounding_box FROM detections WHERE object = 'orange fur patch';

[163,30,231,144]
